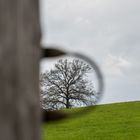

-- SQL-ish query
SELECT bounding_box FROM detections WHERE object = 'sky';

[39,0,140,104]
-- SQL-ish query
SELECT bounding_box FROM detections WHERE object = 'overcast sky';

[39,0,140,104]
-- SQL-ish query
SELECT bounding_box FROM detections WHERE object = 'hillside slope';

[43,101,140,140]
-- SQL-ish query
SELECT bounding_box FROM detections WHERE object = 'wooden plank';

[0,0,41,140]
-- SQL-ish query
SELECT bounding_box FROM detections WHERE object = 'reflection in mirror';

[40,56,99,111]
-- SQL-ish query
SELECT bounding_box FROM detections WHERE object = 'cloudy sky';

[39,0,140,104]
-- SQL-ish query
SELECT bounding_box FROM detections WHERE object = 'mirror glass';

[40,55,100,111]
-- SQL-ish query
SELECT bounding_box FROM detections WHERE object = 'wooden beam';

[0,0,41,140]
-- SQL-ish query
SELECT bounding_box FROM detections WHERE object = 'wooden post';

[0,0,41,140]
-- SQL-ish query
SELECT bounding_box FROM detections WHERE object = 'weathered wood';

[0,0,41,140]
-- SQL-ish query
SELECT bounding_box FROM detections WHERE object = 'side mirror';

[41,47,104,122]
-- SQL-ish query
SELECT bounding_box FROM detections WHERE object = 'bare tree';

[40,59,96,111]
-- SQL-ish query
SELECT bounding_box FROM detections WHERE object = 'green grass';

[42,101,140,140]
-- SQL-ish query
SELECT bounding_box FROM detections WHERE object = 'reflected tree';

[40,59,96,111]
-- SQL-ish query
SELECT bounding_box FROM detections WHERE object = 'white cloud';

[103,54,131,77]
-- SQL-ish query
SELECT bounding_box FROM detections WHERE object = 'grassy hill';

[42,101,140,140]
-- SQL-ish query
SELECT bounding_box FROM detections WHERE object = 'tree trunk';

[66,98,70,109]
[0,0,41,140]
